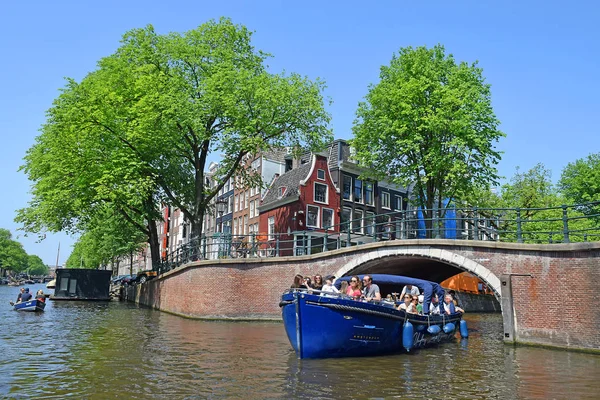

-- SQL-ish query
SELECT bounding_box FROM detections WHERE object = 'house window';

[366,212,375,236]
[280,187,286,197]
[395,196,403,210]
[240,192,245,209]
[251,158,261,170]
[382,192,390,209]
[342,175,352,200]
[354,179,362,203]
[314,182,328,203]
[233,218,237,235]
[322,208,334,230]
[317,169,325,180]
[341,208,351,232]
[365,182,373,206]
[307,205,319,228]
[353,209,363,233]
[268,216,275,240]
[245,191,249,209]
[250,201,255,218]
[244,215,249,235]
[234,195,239,212]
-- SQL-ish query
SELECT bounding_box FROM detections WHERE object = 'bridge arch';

[332,246,502,299]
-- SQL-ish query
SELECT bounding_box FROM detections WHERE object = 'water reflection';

[0,285,598,399]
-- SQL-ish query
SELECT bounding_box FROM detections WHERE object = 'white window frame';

[382,192,390,209]
[322,208,334,231]
[317,169,325,180]
[395,196,403,211]
[268,216,275,240]
[314,182,328,204]
[354,179,363,204]
[353,209,363,234]
[245,191,249,209]
[365,182,374,206]
[250,201,255,218]
[307,205,320,228]
[234,195,239,212]
[366,212,375,236]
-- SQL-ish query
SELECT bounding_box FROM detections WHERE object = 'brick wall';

[125,240,600,352]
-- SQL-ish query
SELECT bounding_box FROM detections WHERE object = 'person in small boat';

[320,276,339,296]
[361,275,381,301]
[290,274,310,289]
[346,276,362,298]
[398,294,412,311]
[304,277,312,288]
[35,289,46,302]
[312,275,323,290]
[407,296,419,314]
[429,294,441,315]
[449,290,462,308]
[400,284,420,298]
[15,287,25,303]
[20,288,32,303]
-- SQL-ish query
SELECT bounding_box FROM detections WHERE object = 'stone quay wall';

[123,240,600,352]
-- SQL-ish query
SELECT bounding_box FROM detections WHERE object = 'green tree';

[27,255,48,276]
[352,45,503,236]
[18,18,331,264]
[0,229,29,273]
[559,153,600,212]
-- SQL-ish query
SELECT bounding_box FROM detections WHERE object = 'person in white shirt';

[320,276,340,296]
[400,284,420,298]
[429,294,441,315]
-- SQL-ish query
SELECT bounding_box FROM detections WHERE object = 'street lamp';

[215,199,227,233]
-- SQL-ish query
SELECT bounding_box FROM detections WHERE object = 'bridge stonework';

[126,240,600,353]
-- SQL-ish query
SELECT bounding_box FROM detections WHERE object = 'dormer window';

[279,187,287,197]
[317,169,325,180]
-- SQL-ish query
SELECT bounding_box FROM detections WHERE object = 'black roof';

[261,161,312,206]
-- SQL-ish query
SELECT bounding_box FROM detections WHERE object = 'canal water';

[1,284,598,399]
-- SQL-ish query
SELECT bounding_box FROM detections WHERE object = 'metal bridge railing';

[153,202,600,274]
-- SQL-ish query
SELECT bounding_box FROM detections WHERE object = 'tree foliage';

[0,229,29,273]
[18,18,331,265]
[559,153,600,213]
[352,45,503,236]
[27,255,48,276]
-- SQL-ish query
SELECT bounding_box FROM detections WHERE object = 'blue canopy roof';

[335,274,445,314]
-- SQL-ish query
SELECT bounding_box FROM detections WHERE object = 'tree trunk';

[147,218,160,268]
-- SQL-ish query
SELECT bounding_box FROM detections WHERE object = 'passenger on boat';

[339,281,349,296]
[407,296,419,314]
[290,274,310,289]
[20,288,32,303]
[346,276,362,299]
[448,291,465,313]
[35,290,45,302]
[321,276,339,296]
[304,277,312,288]
[312,275,323,290]
[443,294,456,314]
[15,287,24,303]
[400,284,420,298]
[429,295,441,315]
[416,295,424,314]
[361,275,381,301]
[398,294,412,310]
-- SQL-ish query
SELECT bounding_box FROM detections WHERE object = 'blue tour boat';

[280,274,467,359]
[13,299,46,312]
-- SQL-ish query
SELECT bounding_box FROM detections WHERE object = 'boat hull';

[281,291,462,359]
[14,299,46,312]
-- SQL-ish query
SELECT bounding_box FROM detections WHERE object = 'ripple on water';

[1,285,599,399]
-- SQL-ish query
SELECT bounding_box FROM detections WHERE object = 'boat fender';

[415,324,426,332]
[402,321,414,351]
[459,320,469,338]
[427,325,441,334]
[443,323,456,334]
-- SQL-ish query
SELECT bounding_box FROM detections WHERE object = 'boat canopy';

[335,274,446,314]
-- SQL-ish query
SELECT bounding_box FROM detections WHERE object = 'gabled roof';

[261,161,312,207]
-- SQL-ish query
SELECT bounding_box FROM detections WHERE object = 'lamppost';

[215,198,227,258]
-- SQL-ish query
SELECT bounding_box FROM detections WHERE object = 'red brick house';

[259,154,341,256]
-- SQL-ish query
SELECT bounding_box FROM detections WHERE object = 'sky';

[1,1,599,265]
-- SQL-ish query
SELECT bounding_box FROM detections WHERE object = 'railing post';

[275,236,280,257]
[251,232,256,257]
[516,208,523,243]
[562,204,570,243]
[347,223,351,247]
[401,210,406,240]
[473,207,479,240]
[337,235,341,250]
[201,234,206,260]
[433,205,440,239]
[323,229,328,252]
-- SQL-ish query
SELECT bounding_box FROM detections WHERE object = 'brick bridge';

[128,239,600,352]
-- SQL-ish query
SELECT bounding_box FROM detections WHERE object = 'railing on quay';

[153,202,600,274]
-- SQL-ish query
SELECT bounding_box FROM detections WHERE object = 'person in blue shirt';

[19,288,32,303]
